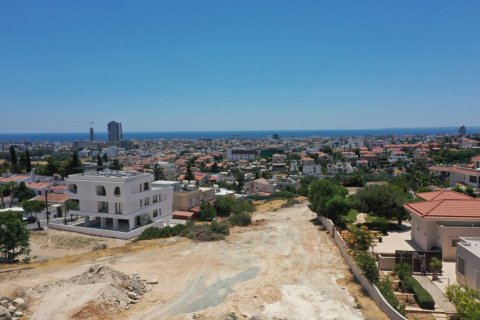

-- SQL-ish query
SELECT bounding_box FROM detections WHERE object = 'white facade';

[226,148,257,161]
[302,159,321,175]
[66,171,173,236]
[456,237,480,290]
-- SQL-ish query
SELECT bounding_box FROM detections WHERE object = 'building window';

[153,195,158,203]
[98,201,108,213]
[159,193,163,201]
[140,199,143,207]
[115,202,122,214]
[451,239,460,247]
[153,209,158,217]
[470,175,478,183]
[145,197,150,205]
[114,186,121,196]
[457,256,466,276]
[68,184,77,194]
[144,182,149,191]
[96,185,106,196]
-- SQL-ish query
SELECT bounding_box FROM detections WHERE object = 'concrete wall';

[319,217,407,320]
[48,218,168,240]
[438,226,480,261]
[378,253,396,271]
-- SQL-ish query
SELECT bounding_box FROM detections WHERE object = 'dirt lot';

[0,202,386,320]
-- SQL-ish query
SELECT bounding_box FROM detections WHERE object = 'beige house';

[456,237,480,290]
[405,190,480,260]
[245,178,274,196]
[173,187,215,211]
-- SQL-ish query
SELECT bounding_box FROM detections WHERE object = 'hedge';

[404,276,435,310]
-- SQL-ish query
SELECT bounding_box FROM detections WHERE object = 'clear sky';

[1,1,479,133]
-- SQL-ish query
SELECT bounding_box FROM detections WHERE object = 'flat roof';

[459,237,480,256]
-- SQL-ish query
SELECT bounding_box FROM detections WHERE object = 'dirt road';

[1,202,386,320]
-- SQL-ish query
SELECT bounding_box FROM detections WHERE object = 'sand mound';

[27,264,152,320]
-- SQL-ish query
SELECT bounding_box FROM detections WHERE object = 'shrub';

[403,275,435,309]
[275,190,296,199]
[199,202,216,221]
[372,217,389,234]
[210,220,230,235]
[353,250,379,283]
[182,224,226,242]
[229,212,252,227]
[377,277,406,315]
[446,284,480,320]
[395,262,412,280]
[136,224,186,241]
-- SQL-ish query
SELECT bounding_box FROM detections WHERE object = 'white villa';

[64,171,173,239]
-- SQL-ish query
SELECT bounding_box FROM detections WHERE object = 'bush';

[136,224,186,241]
[353,250,379,283]
[275,190,296,199]
[372,217,389,234]
[395,262,412,280]
[215,197,255,216]
[229,212,252,227]
[182,224,226,242]
[377,277,405,315]
[210,220,230,235]
[199,202,216,221]
[446,284,480,319]
[403,276,435,309]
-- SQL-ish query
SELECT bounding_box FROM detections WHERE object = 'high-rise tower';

[108,121,123,144]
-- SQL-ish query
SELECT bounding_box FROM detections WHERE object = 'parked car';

[23,216,38,224]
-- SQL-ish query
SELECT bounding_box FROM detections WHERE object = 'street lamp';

[45,178,51,224]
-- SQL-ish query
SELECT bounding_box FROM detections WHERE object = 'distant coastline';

[0,127,479,142]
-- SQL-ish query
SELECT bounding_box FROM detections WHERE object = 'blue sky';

[1,1,479,133]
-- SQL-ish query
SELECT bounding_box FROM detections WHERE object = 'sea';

[0,127,478,142]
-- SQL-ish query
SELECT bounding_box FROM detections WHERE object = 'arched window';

[114,186,121,196]
[96,185,106,196]
[68,184,77,194]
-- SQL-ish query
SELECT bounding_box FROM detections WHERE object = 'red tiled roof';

[0,175,29,183]
[404,199,480,219]
[32,193,70,203]
[472,155,480,161]
[416,190,474,201]
[172,211,196,220]
[27,182,50,189]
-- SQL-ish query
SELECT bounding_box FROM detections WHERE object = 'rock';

[13,311,23,318]
[147,279,158,285]
[126,292,138,300]
[0,306,11,320]
[0,302,7,309]
[6,307,15,314]
[12,299,25,309]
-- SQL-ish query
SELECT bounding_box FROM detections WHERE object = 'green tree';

[0,184,11,209]
[9,146,18,173]
[15,182,35,202]
[109,158,122,171]
[25,149,32,173]
[325,195,350,224]
[0,211,30,261]
[352,184,408,224]
[308,180,348,218]
[215,197,235,217]
[185,162,194,181]
[22,200,45,230]
[199,202,216,221]
[210,162,220,173]
[64,199,79,224]
[152,163,165,180]
[96,153,103,172]
[235,171,245,193]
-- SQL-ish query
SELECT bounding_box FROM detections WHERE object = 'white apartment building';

[302,156,321,176]
[456,237,480,291]
[226,148,257,161]
[64,171,173,238]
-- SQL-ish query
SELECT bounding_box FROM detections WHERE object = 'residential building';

[302,156,321,175]
[245,178,274,196]
[226,148,257,161]
[388,150,408,163]
[456,237,480,290]
[404,190,480,260]
[65,171,173,237]
[171,184,215,211]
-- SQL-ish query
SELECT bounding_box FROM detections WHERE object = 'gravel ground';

[0,202,386,320]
